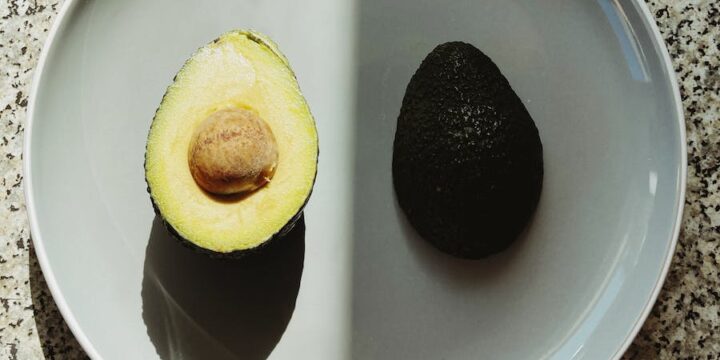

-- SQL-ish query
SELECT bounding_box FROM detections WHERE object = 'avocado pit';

[188,107,278,195]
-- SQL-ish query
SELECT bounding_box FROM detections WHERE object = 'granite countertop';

[0,0,718,359]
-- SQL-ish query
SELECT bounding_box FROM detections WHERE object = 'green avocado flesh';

[145,30,318,254]
[393,42,543,259]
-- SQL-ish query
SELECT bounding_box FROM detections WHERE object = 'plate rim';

[23,1,105,358]
[608,2,687,358]
[22,0,687,359]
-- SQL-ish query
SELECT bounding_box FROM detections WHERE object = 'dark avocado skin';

[392,41,543,259]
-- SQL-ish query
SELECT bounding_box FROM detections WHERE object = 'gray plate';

[25,0,685,359]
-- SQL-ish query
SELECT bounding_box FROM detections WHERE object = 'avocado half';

[145,30,318,255]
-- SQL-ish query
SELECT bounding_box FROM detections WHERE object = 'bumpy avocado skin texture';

[393,42,543,259]
[144,30,317,257]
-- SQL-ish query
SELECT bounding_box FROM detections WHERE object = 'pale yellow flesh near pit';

[145,31,317,252]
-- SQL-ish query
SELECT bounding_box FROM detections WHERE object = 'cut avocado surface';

[145,30,318,254]
[393,41,543,259]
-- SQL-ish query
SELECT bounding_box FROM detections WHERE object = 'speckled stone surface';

[0,1,89,359]
[0,0,717,359]
[622,1,720,359]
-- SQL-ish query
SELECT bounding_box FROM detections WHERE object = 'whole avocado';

[392,41,543,259]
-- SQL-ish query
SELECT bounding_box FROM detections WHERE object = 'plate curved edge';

[610,1,687,359]
[22,0,104,359]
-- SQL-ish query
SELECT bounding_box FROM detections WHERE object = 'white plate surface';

[25,0,685,359]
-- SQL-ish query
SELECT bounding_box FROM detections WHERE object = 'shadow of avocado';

[348,8,531,291]
[348,1,539,356]
[141,215,305,360]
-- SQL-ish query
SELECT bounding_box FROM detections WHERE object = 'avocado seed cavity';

[188,107,278,195]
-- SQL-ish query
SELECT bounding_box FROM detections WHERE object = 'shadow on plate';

[349,0,531,287]
[141,216,305,360]
[348,1,538,356]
